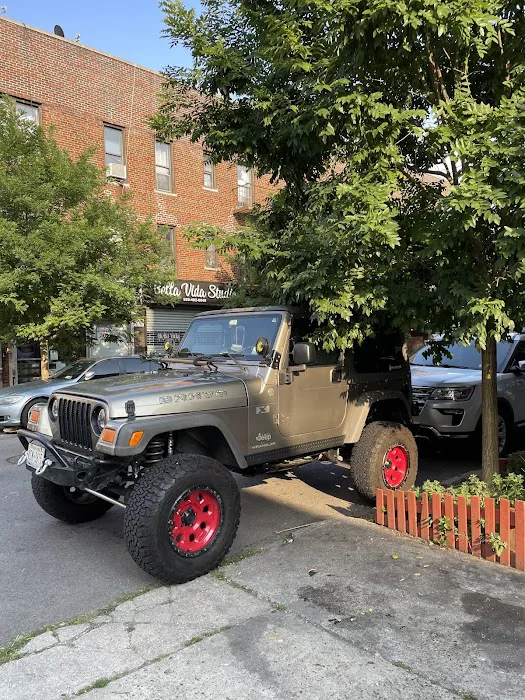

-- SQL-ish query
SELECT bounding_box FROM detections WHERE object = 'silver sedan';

[0,356,163,429]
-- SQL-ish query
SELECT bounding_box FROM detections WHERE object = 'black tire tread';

[124,454,240,584]
[31,474,113,523]
[351,421,418,500]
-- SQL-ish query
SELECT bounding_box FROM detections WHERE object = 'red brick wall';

[0,17,275,281]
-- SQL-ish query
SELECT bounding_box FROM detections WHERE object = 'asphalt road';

[0,432,478,647]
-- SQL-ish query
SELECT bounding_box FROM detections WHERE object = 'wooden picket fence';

[376,488,525,571]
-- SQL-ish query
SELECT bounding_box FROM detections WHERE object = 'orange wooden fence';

[376,489,525,571]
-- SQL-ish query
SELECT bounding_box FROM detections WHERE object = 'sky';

[3,0,201,71]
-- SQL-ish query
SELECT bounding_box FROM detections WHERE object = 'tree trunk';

[40,341,50,380]
[481,335,499,482]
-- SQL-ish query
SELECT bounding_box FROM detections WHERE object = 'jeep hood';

[411,365,483,386]
[55,368,248,418]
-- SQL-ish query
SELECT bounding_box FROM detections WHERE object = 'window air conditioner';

[106,163,127,180]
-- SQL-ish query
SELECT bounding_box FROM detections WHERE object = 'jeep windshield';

[411,341,513,372]
[180,313,283,360]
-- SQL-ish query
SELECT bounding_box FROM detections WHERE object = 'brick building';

[0,16,274,385]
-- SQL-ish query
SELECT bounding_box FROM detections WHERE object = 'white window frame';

[203,152,216,190]
[15,99,40,125]
[104,125,124,166]
[205,244,218,270]
[155,141,173,192]
[158,224,176,263]
[237,165,253,206]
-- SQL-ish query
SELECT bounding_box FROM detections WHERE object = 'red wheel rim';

[383,445,409,488]
[169,488,222,555]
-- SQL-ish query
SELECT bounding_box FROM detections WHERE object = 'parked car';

[411,335,525,454]
[19,306,417,584]
[0,356,163,429]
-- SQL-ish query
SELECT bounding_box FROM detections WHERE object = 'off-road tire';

[351,421,418,500]
[31,474,114,523]
[124,454,240,584]
[20,398,47,429]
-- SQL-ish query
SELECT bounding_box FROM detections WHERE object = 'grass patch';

[456,692,478,700]
[392,660,412,673]
[73,677,113,696]
[182,626,231,648]
[211,569,227,582]
[0,584,159,666]
[222,547,265,567]
[211,568,257,596]
[0,628,54,666]
[273,603,287,612]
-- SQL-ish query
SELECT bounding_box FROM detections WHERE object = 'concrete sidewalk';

[1,518,524,700]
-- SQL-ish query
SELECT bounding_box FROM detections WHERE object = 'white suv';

[410,335,525,455]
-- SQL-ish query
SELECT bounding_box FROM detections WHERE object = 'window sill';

[204,267,220,271]
[155,190,178,197]
[203,187,219,193]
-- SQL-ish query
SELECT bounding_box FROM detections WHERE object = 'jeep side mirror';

[292,342,317,366]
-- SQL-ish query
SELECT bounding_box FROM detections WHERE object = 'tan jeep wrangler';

[19,307,417,583]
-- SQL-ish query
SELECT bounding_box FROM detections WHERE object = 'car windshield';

[180,313,283,360]
[52,360,93,380]
[411,341,513,372]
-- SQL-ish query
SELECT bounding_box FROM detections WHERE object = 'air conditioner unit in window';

[106,163,127,180]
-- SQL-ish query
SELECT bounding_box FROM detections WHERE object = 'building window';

[203,152,216,189]
[104,125,124,165]
[158,225,176,263]
[15,100,39,124]
[155,141,172,192]
[205,244,218,270]
[237,165,253,206]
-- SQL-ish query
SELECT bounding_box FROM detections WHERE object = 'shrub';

[411,473,524,507]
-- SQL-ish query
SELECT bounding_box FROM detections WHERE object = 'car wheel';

[20,398,47,429]
[498,413,511,457]
[31,475,114,523]
[124,453,240,584]
[351,421,418,501]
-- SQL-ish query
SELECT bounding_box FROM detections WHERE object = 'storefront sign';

[148,330,185,345]
[156,280,235,305]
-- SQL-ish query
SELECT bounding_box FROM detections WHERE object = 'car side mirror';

[292,342,317,366]
[519,360,525,372]
[83,370,95,381]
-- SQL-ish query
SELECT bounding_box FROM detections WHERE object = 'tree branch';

[497,26,511,85]
[425,35,450,103]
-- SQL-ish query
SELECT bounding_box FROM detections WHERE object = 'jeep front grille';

[58,398,93,450]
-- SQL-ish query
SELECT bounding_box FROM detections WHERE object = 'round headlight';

[96,407,107,433]
[49,398,59,421]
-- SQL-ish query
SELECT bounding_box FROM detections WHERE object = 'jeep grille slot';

[58,398,92,450]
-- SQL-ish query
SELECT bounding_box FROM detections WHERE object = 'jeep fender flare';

[98,413,248,469]
[344,390,411,444]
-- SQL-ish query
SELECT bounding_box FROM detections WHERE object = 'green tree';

[0,99,170,378]
[156,0,525,480]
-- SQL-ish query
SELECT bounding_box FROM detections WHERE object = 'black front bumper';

[18,429,122,488]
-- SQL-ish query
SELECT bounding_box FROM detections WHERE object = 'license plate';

[27,442,45,470]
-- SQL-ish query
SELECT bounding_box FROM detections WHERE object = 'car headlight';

[0,395,23,405]
[95,407,108,434]
[49,398,59,422]
[430,386,475,401]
